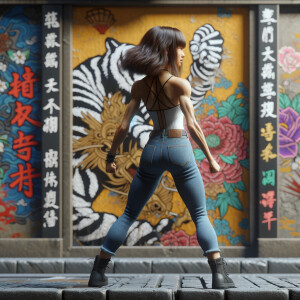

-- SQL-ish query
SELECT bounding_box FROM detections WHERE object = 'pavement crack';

[242,275,260,287]
[157,275,164,288]
[200,276,207,289]
[278,277,299,287]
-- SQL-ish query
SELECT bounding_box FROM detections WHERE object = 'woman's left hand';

[209,159,220,173]
[106,161,117,173]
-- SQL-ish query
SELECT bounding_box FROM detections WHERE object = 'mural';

[278,13,300,237]
[0,6,42,237]
[72,7,249,247]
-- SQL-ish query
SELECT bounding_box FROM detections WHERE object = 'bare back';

[141,73,180,110]
[134,72,186,130]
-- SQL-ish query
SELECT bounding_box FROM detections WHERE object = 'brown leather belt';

[149,129,187,139]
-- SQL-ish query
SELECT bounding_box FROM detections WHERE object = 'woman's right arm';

[177,79,220,173]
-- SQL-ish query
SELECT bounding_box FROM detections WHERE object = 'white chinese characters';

[44,11,60,29]
[44,149,58,168]
[42,8,61,232]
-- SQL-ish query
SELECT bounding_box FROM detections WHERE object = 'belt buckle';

[168,129,182,138]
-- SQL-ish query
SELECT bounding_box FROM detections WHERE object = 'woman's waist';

[149,128,188,139]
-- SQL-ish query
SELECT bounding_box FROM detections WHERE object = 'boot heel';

[208,257,235,289]
[88,256,110,287]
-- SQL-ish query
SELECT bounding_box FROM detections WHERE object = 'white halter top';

[143,75,184,130]
[147,105,184,130]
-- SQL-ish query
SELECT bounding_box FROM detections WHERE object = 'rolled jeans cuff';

[203,248,221,257]
[100,245,116,256]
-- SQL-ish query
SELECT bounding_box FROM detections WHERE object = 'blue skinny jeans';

[101,132,220,256]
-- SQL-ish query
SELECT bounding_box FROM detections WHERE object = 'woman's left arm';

[106,83,141,173]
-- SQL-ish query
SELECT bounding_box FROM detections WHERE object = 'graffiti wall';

[72,7,249,247]
[278,13,300,238]
[0,6,42,238]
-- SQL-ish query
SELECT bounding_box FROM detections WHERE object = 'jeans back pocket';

[167,144,190,167]
[141,144,156,165]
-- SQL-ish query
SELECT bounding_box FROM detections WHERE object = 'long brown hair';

[121,26,186,77]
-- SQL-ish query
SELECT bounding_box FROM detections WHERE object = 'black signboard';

[41,5,61,237]
[257,5,278,238]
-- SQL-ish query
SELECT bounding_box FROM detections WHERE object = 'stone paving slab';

[2,258,300,274]
[0,274,300,299]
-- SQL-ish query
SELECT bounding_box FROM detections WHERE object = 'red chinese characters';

[8,66,41,200]
[12,131,39,161]
[9,163,41,198]
[8,66,39,99]
[262,211,277,231]
[260,190,276,209]
[11,101,41,127]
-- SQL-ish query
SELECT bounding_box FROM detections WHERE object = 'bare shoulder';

[131,78,145,99]
[169,77,191,96]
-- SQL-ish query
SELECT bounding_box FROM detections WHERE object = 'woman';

[88,26,235,289]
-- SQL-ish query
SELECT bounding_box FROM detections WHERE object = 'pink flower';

[160,229,199,246]
[279,107,300,158]
[278,46,300,74]
[186,115,248,186]
[189,233,200,246]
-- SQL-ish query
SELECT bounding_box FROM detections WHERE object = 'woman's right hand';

[106,161,117,173]
[209,159,220,173]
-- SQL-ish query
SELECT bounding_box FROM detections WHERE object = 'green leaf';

[227,109,236,120]
[228,197,243,210]
[233,114,245,125]
[232,98,243,107]
[219,202,228,218]
[193,149,205,162]
[240,158,249,169]
[241,118,249,131]
[0,139,9,145]
[292,93,300,114]
[222,101,233,109]
[216,183,243,218]
[7,50,14,60]
[219,154,237,164]
[217,107,228,118]
[216,197,222,207]
[217,102,236,120]
[236,106,247,114]
[233,180,246,191]
[279,93,291,109]
[226,94,236,105]
[23,49,30,60]
[223,182,234,192]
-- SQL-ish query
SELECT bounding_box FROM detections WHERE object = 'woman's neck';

[159,67,171,74]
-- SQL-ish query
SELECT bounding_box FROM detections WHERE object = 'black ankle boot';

[88,255,110,287]
[208,257,235,289]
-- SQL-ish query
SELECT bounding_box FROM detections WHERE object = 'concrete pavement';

[0,257,300,299]
[0,273,300,299]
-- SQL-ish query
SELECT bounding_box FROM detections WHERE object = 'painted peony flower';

[160,229,199,246]
[279,107,300,158]
[187,115,248,186]
[189,233,200,246]
[278,46,300,74]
